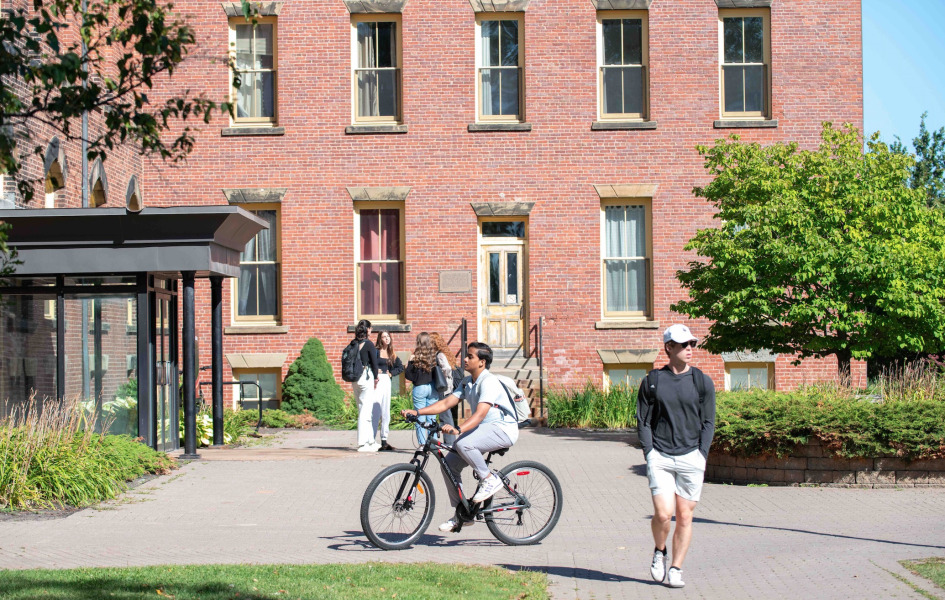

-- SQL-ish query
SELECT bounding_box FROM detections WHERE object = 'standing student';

[430,332,458,445]
[404,332,438,445]
[352,319,380,453]
[636,324,716,589]
[374,330,404,451]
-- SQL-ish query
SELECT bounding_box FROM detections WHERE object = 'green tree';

[281,337,345,419]
[891,112,945,208]
[673,123,945,379]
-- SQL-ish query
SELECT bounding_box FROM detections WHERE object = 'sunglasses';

[673,340,698,349]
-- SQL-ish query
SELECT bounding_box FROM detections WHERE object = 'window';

[601,201,651,318]
[352,15,402,123]
[45,160,63,209]
[605,363,651,390]
[233,369,281,410]
[719,9,770,118]
[476,14,524,122]
[234,205,280,322]
[230,17,277,124]
[598,11,648,121]
[355,204,404,321]
[725,363,773,391]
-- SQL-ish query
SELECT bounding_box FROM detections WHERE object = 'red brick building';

[6,0,866,419]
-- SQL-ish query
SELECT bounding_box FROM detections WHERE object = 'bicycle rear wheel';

[361,464,436,550]
[485,460,563,546]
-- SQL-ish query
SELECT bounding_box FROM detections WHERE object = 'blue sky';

[863,0,945,148]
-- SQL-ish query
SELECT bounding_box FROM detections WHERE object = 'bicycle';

[360,415,563,550]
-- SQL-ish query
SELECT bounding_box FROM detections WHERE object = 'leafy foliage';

[547,383,637,429]
[280,337,345,419]
[714,387,945,460]
[0,0,236,201]
[323,393,415,430]
[674,123,945,377]
[891,112,945,208]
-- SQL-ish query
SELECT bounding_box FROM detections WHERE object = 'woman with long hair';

[374,330,404,451]
[352,319,380,452]
[404,332,438,445]
[430,332,459,444]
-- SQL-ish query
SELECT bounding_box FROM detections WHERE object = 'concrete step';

[490,367,547,380]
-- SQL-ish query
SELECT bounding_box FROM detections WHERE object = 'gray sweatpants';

[439,423,512,508]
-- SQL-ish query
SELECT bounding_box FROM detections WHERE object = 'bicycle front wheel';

[360,463,435,550]
[485,460,563,546]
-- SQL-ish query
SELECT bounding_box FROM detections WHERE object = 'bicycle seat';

[488,448,509,457]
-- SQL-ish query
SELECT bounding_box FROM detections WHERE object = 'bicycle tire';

[485,460,563,546]
[361,463,435,550]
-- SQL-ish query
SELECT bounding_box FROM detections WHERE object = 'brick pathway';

[1,428,944,599]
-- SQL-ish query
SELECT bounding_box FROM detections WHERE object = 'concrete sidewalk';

[1,428,943,599]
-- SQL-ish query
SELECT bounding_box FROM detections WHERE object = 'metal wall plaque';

[439,270,472,293]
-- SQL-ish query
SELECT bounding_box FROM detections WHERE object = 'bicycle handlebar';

[403,413,442,431]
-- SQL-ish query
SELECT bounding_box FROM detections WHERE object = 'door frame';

[477,217,529,351]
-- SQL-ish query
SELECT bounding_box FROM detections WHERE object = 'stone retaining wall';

[706,440,945,488]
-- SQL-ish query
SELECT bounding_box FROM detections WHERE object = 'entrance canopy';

[0,206,267,278]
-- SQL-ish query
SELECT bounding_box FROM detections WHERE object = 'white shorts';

[646,448,707,502]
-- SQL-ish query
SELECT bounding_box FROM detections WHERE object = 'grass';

[0,562,549,600]
[546,383,636,429]
[901,557,945,594]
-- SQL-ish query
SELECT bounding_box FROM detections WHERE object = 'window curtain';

[359,209,401,316]
[238,210,278,317]
[605,205,646,313]
[358,22,378,117]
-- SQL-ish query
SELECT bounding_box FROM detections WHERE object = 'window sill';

[347,323,411,333]
[224,325,289,334]
[714,119,778,129]
[221,126,286,137]
[592,121,658,131]
[595,320,660,330]
[468,123,532,132]
[345,124,408,134]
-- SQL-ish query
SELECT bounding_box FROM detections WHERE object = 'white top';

[453,369,519,444]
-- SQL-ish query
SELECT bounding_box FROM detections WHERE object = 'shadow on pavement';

[694,517,945,549]
[528,427,638,445]
[322,531,503,552]
[498,564,662,586]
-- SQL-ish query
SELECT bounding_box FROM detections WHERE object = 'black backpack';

[644,366,708,422]
[341,339,364,382]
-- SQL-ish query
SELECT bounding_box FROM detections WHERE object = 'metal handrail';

[198,380,263,435]
[538,316,544,422]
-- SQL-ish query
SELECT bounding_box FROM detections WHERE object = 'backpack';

[644,366,707,422]
[341,339,364,382]
[493,374,531,425]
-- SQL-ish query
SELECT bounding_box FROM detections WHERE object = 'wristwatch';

[456,426,462,434]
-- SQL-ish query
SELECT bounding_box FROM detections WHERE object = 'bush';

[324,393,417,430]
[1,397,176,510]
[281,337,345,419]
[546,383,637,429]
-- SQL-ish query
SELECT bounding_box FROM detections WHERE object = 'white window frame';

[718,8,771,120]
[596,10,649,122]
[475,13,525,123]
[600,198,653,320]
[232,368,282,409]
[724,362,774,391]
[351,14,403,124]
[231,203,281,324]
[229,16,279,126]
[604,363,652,391]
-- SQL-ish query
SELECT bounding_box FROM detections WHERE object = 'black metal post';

[210,276,224,446]
[181,271,199,459]
[460,317,467,419]
[136,273,151,445]
[538,316,544,422]
[56,276,65,402]
[93,298,103,412]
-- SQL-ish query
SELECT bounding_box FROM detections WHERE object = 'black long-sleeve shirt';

[404,360,433,385]
[376,349,404,377]
[357,339,379,381]
[636,366,716,458]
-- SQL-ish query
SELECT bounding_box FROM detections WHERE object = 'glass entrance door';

[153,295,176,451]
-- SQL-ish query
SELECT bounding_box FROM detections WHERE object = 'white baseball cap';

[663,324,697,344]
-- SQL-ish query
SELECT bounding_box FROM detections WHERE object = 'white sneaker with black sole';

[471,474,503,503]
[667,567,685,588]
[650,549,667,582]
[438,517,474,533]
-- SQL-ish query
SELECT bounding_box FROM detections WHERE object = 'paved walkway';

[1,428,944,599]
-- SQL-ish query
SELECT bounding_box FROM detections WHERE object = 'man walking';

[636,324,716,588]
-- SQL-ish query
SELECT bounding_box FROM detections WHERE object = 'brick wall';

[142,0,865,399]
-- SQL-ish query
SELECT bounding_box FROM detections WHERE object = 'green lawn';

[0,562,548,600]
[902,557,945,592]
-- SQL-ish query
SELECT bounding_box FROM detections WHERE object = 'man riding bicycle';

[401,341,519,533]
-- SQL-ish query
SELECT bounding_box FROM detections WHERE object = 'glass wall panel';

[0,294,57,417]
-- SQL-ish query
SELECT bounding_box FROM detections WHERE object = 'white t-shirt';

[453,369,519,444]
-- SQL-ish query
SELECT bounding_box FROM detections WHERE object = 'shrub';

[1,396,176,510]
[324,393,417,430]
[281,337,345,419]
[547,383,637,429]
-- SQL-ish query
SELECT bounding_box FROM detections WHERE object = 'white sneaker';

[438,517,474,532]
[357,443,378,453]
[369,441,382,451]
[471,474,504,503]
[650,549,667,582]
[667,567,685,588]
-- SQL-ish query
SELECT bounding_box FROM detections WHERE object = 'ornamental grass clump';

[547,383,637,429]
[0,395,175,510]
